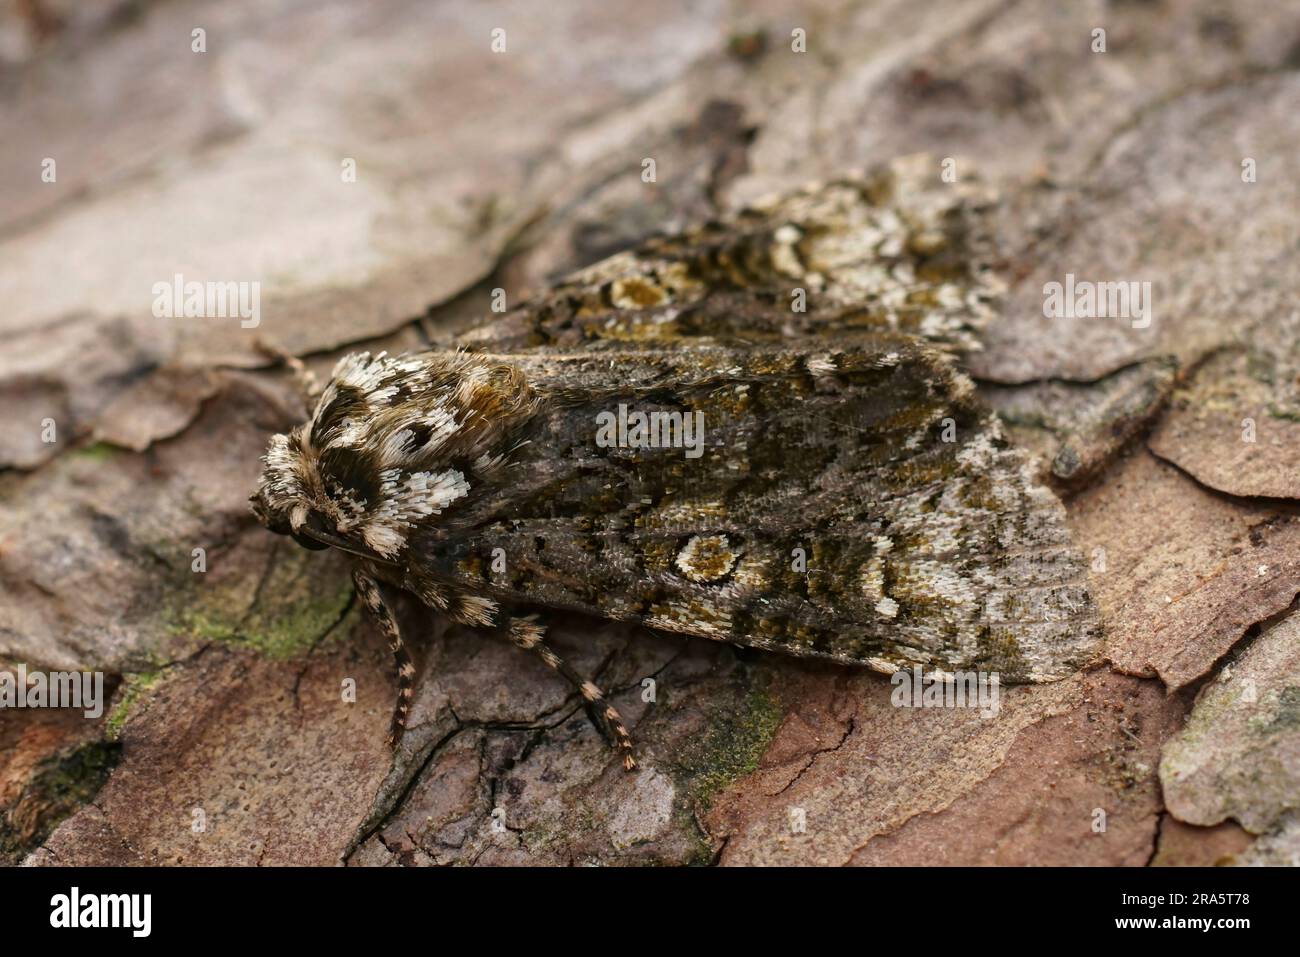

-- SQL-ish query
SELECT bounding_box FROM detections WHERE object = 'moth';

[250,160,1102,770]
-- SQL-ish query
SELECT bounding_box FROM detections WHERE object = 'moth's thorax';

[251,350,536,561]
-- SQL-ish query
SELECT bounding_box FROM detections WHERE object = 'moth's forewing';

[411,342,1101,682]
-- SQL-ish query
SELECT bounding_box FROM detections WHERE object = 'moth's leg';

[254,338,321,413]
[353,568,415,747]
[506,617,637,771]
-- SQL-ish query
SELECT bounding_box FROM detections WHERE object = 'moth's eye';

[291,510,335,551]
[291,530,330,551]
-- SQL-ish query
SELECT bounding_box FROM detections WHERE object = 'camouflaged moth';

[250,160,1102,769]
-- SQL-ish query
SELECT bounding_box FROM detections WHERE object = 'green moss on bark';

[0,740,120,863]
[166,547,356,660]
[674,671,783,810]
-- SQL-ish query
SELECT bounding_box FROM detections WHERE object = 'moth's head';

[248,430,355,554]
[250,350,535,562]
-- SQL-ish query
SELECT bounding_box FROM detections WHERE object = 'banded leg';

[353,569,415,747]
[507,618,637,771]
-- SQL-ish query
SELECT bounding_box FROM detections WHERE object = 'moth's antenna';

[255,338,322,415]
[297,524,400,566]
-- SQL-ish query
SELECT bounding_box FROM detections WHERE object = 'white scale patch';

[674,534,741,583]
[362,467,471,557]
[806,355,838,377]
